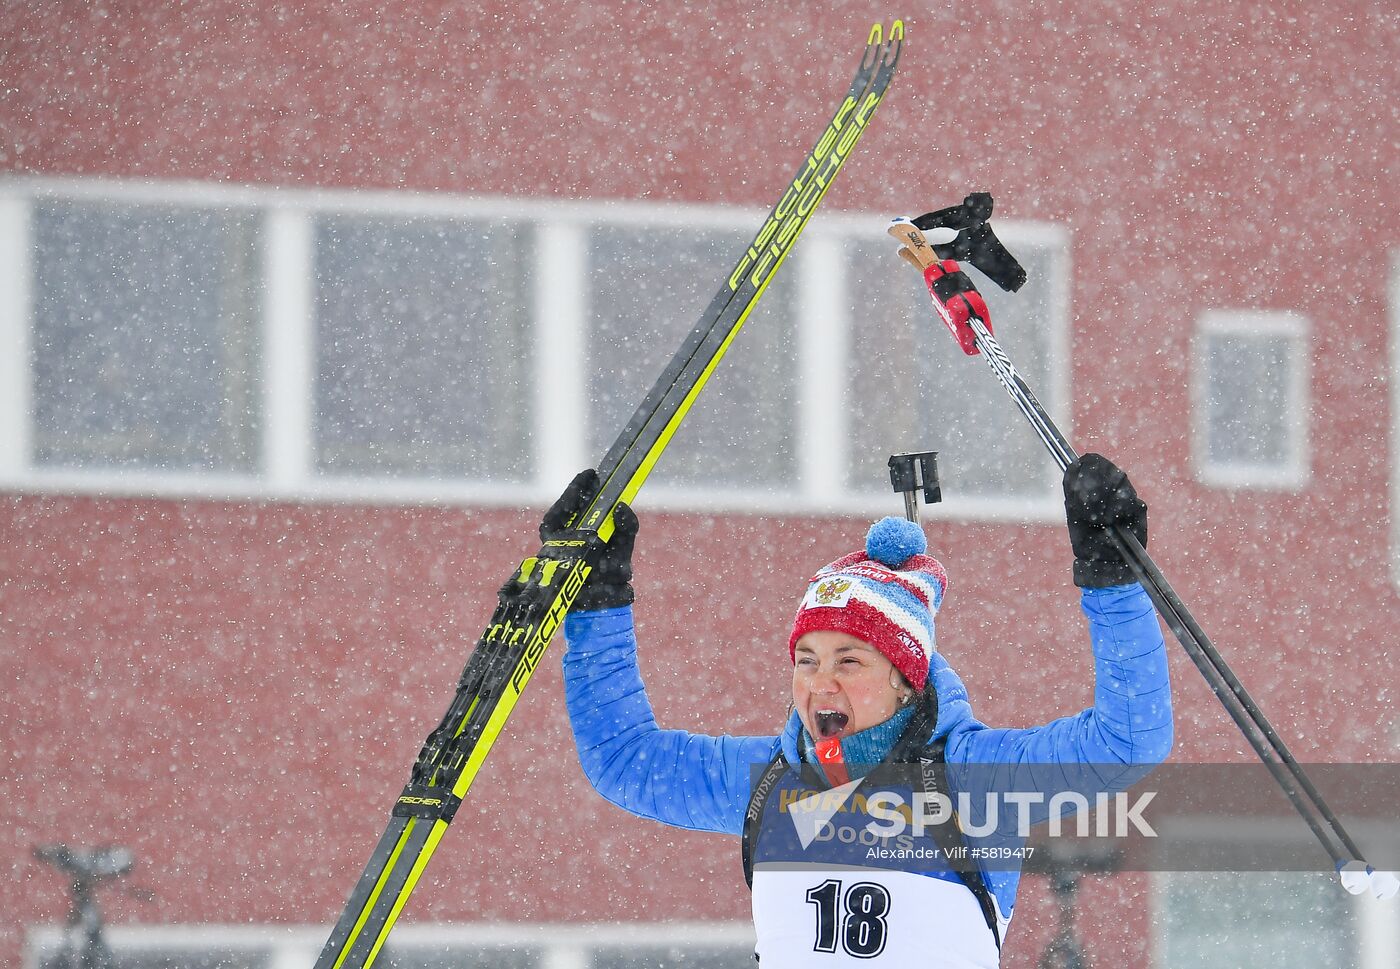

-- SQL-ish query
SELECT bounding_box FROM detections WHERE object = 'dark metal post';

[888,451,941,522]
[1025,842,1122,969]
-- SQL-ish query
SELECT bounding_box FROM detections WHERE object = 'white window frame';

[0,175,1070,522]
[1149,815,1399,969]
[1192,309,1311,490]
[24,921,759,969]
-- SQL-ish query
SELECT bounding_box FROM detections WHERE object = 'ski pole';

[960,305,1358,872]
[888,215,1397,899]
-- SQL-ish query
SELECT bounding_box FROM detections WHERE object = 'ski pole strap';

[923,259,992,356]
[912,193,1028,293]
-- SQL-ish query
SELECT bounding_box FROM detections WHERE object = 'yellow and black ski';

[315,21,904,968]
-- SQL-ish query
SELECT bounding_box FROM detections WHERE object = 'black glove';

[1063,453,1147,589]
[539,469,637,611]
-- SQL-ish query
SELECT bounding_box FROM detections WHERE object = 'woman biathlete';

[555,453,1172,967]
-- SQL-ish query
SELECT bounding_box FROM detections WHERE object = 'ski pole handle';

[889,219,988,356]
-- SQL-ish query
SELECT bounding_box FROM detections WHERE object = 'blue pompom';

[865,516,927,568]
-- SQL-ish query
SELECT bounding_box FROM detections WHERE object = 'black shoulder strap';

[920,737,1003,950]
[741,750,790,888]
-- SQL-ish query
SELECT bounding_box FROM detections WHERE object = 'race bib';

[751,867,1003,968]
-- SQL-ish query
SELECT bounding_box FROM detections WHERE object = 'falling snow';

[1,2,1396,967]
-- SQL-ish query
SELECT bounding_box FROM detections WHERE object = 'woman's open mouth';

[814,710,850,739]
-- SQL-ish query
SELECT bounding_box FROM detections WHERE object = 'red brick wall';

[2,2,1395,965]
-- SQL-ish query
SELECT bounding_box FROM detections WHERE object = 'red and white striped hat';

[788,517,948,691]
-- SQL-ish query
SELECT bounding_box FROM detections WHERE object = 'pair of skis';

[889,212,1398,900]
[314,22,905,969]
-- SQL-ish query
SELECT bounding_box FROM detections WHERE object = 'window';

[23,922,759,969]
[1193,311,1310,489]
[842,229,1067,513]
[584,222,797,494]
[312,214,534,481]
[29,198,262,473]
[0,179,1069,519]
[1150,817,1400,969]
[1157,870,1355,968]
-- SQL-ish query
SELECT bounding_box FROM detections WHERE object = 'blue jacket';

[562,582,1172,919]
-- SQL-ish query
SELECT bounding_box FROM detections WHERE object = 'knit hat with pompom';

[788,517,948,691]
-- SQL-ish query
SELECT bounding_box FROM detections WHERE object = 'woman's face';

[792,629,910,742]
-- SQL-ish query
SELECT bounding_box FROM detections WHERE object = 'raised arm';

[953,581,1172,771]
[545,471,778,836]
[563,606,779,836]
[953,455,1173,784]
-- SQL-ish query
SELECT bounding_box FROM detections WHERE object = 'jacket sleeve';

[561,605,780,836]
[950,583,1173,791]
